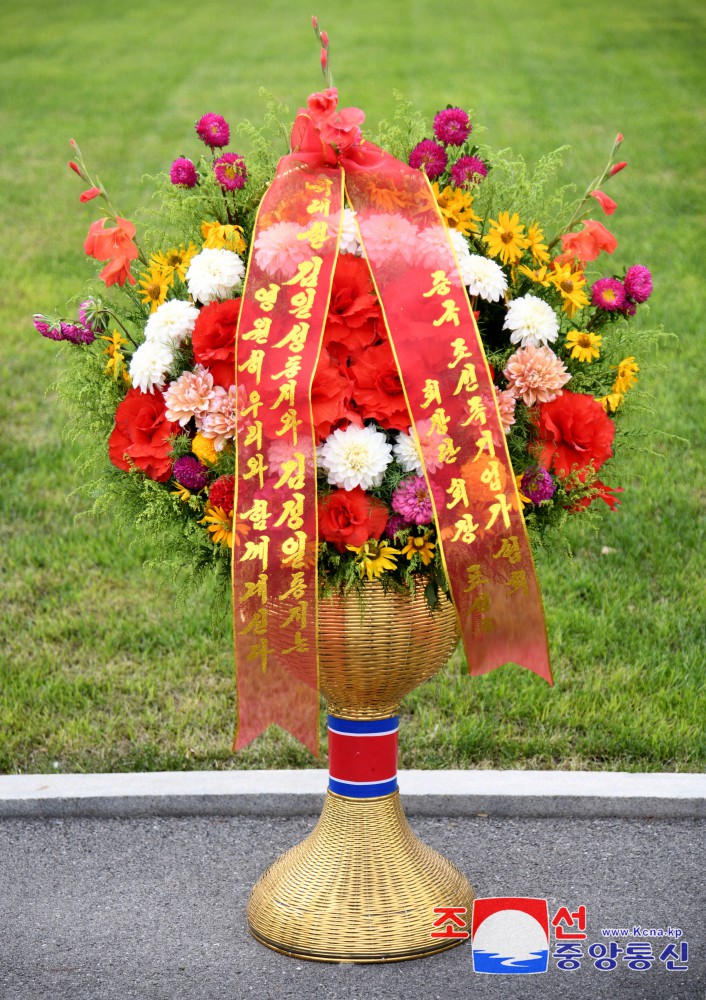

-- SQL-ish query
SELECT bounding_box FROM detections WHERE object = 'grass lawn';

[1,0,704,773]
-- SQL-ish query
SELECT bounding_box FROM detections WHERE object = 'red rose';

[108,388,181,482]
[350,339,412,432]
[536,391,615,477]
[326,256,380,329]
[319,487,389,552]
[311,349,361,442]
[192,298,240,389]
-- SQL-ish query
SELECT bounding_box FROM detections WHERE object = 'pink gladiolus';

[311,15,318,28]
[610,161,628,176]
[321,48,328,68]
[590,190,617,215]
[321,30,329,46]
[80,187,101,203]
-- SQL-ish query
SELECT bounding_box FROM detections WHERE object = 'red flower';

[192,298,240,389]
[323,317,378,364]
[536,391,615,477]
[571,478,622,511]
[557,219,617,266]
[208,474,235,516]
[589,189,617,216]
[351,339,411,432]
[326,256,380,329]
[319,487,389,552]
[84,216,139,287]
[610,161,628,176]
[311,350,360,442]
[80,186,102,203]
[108,388,181,482]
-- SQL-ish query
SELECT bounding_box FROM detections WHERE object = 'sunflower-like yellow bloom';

[484,211,529,266]
[612,356,639,394]
[566,329,602,363]
[101,329,130,382]
[431,183,480,237]
[596,391,624,413]
[200,505,233,547]
[518,263,552,287]
[138,268,172,312]
[201,221,247,254]
[400,532,436,566]
[172,484,191,502]
[150,243,198,282]
[549,262,590,318]
[346,539,399,581]
[526,222,550,264]
[514,474,531,509]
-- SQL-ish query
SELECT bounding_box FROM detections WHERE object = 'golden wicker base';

[248,789,475,963]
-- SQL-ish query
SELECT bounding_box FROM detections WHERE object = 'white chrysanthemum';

[317,423,393,491]
[463,255,508,302]
[186,248,245,304]
[447,226,472,263]
[144,298,199,347]
[503,293,559,347]
[393,430,424,476]
[339,208,362,255]
[128,339,175,392]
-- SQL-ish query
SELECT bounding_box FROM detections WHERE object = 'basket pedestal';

[247,585,475,963]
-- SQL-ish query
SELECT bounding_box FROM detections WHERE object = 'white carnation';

[463,255,508,302]
[317,423,393,491]
[186,248,245,304]
[339,208,362,255]
[503,293,559,348]
[393,430,424,476]
[128,339,175,392]
[144,298,199,346]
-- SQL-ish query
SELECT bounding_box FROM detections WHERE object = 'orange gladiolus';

[557,219,617,266]
[84,216,138,287]
[590,189,617,216]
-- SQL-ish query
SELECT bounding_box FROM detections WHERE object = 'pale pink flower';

[254,221,311,279]
[414,226,461,284]
[164,366,214,427]
[503,344,571,407]
[357,214,418,266]
[495,388,517,435]
[414,419,445,475]
[200,384,240,450]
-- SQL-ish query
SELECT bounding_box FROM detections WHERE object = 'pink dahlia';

[164,366,215,427]
[199,384,239,451]
[450,155,488,187]
[624,265,652,303]
[591,277,628,312]
[254,221,312,279]
[391,476,434,525]
[195,113,230,148]
[495,387,518,434]
[213,152,247,191]
[504,345,571,407]
[433,107,471,146]
[357,214,418,266]
[409,140,448,180]
[170,157,198,188]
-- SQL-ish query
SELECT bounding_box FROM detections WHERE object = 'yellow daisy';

[549,262,590,318]
[346,539,399,581]
[518,263,552,287]
[526,222,550,264]
[483,211,529,266]
[201,221,247,254]
[431,183,480,237]
[566,329,602,363]
[172,484,191,502]
[138,268,172,312]
[400,532,436,566]
[514,474,531,509]
[612,356,639,394]
[150,244,198,282]
[597,392,624,413]
[101,329,130,382]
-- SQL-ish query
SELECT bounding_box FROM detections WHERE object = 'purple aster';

[624,264,653,304]
[391,476,434,525]
[520,466,556,504]
[433,107,472,146]
[409,139,448,180]
[170,157,199,188]
[213,152,247,191]
[173,455,209,491]
[450,155,488,187]
[384,513,409,540]
[33,314,63,341]
[195,113,230,149]
[591,277,628,312]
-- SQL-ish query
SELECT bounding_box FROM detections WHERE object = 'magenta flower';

[624,265,652,304]
[433,107,471,146]
[521,466,556,504]
[173,455,209,491]
[33,314,63,341]
[591,277,628,312]
[170,157,198,188]
[384,513,409,539]
[60,321,95,345]
[195,113,230,148]
[391,476,434,525]
[409,140,448,180]
[213,152,247,191]
[450,155,488,187]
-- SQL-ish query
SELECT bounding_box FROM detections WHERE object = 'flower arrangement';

[36,65,653,616]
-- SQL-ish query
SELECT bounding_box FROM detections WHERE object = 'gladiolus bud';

[610,161,628,176]
[321,30,329,46]
[311,15,318,28]
[80,186,102,203]
[615,133,624,145]
[320,48,328,68]
[69,161,81,175]
[69,138,77,148]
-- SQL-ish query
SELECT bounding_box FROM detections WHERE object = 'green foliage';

[371,91,428,161]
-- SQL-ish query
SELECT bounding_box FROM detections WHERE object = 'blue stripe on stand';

[328,776,398,798]
[327,714,399,736]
